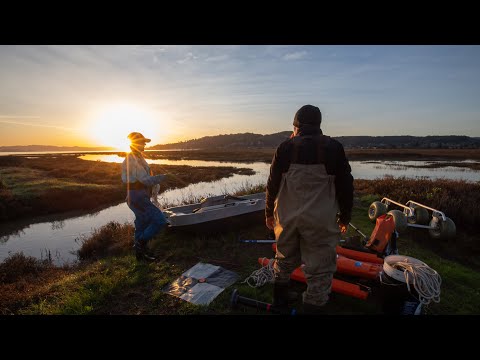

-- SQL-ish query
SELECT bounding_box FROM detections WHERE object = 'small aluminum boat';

[163,192,266,232]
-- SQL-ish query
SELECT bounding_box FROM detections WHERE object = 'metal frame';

[379,197,447,230]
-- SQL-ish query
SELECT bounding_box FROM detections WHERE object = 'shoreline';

[3,148,480,161]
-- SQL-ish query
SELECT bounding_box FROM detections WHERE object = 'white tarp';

[163,262,239,306]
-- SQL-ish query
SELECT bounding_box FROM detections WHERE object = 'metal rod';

[239,240,276,243]
[348,222,368,239]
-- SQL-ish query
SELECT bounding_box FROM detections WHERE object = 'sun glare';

[89,104,157,151]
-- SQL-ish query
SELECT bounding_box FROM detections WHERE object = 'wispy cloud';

[205,54,229,62]
[0,115,40,119]
[283,51,307,61]
[177,52,198,64]
[0,119,78,131]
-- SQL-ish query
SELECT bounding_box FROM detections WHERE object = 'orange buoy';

[272,243,384,265]
[258,258,369,300]
[336,246,384,264]
[271,244,382,279]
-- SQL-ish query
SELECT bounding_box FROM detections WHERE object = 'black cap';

[293,105,322,127]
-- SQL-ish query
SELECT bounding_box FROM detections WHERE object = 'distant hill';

[335,135,480,149]
[149,133,480,150]
[149,132,293,150]
[0,145,116,152]
[3,134,479,152]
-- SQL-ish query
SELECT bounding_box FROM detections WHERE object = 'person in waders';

[121,132,168,261]
[266,105,354,314]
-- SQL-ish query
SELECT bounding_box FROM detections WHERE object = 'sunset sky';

[1,45,479,149]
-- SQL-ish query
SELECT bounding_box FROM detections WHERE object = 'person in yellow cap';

[121,132,168,261]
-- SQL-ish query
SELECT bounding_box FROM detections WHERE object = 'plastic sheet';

[163,262,239,306]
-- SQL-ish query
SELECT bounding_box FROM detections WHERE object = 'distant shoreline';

[2,148,480,162]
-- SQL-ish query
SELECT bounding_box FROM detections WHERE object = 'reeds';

[0,252,53,284]
[76,221,134,260]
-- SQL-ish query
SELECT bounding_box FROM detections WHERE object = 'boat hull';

[163,192,266,233]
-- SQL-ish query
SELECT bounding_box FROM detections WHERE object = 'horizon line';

[0,133,478,149]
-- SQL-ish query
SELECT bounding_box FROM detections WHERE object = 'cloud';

[205,54,229,62]
[0,118,78,131]
[283,51,307,61]
[0,115,40,119]
[132,45,166,54]
[177,52,198,64]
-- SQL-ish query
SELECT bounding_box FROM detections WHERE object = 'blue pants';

[126,189,167,246]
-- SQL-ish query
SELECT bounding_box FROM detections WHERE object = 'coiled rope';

[382,259,442,305]
[242,258,275,288]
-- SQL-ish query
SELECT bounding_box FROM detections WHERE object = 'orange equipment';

[271,243,382,280]
[336,246,384,264]
[258,258,370,301]
[365,214,396,253]
[272,242,384,265]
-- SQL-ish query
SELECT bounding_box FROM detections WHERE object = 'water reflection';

[0,228,25,244]
[79,154,265,168]
[352,160,480,181]
[0,204,134,265]
[51,220,65,230]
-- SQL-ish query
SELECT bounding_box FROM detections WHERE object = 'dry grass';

[77,221,135,261]
[0,252,54,284]
[0,252,72,314]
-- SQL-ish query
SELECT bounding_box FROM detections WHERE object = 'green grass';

[1,168,111,199]
[394,238,480,315]
[19,256,148,314]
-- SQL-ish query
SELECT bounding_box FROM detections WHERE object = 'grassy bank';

[1,183,479,315]
[0,155,254,223]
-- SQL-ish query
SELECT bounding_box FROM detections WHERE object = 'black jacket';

[265,127,354,224]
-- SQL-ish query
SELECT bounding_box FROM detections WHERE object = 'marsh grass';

[76,221,135,261]
[0,155,254,222]
[0,252,54,284]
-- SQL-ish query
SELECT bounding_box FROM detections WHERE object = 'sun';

[88,104,157,151]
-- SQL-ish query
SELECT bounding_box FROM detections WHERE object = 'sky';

[1,45,480,149]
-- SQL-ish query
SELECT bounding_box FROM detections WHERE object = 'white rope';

[390,260,442,305]
[242,258,275,288]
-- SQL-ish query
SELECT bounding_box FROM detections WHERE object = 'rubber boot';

[134,242,156,262]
